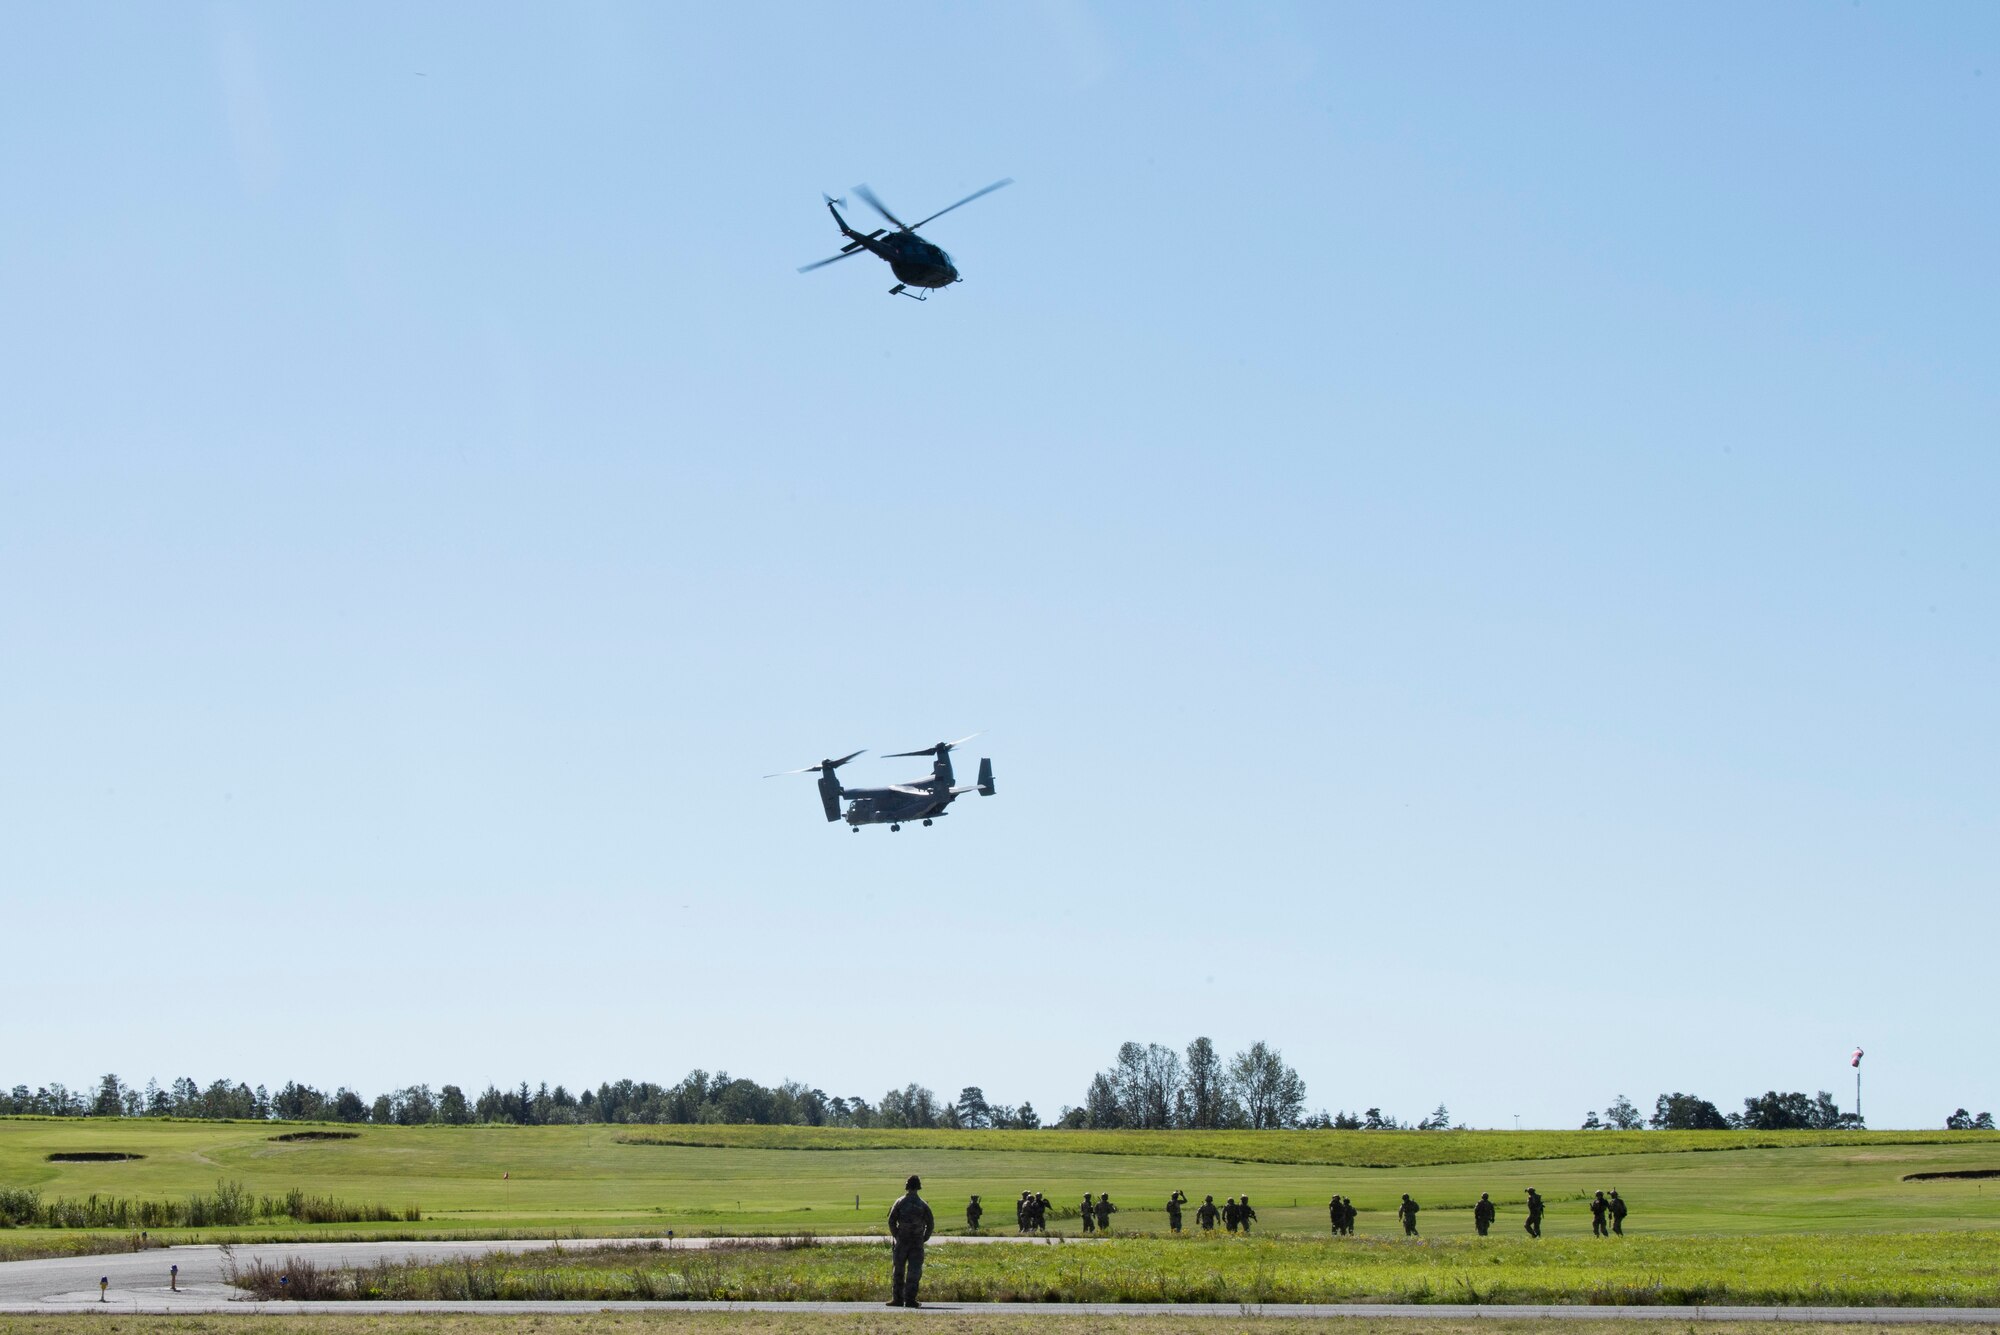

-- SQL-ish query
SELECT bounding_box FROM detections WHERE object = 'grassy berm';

[227,1232,2000,1307]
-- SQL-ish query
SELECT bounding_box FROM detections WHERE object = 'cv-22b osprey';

[767,735,995,832]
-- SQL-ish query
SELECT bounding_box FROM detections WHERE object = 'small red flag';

[1851,1047,1864,1068]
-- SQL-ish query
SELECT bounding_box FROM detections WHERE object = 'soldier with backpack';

[1590,1190,1610,1237]
[1609,1190,1628,1235]
[1094,1193,1116,1232]
[1473,1192,1495,1236]
[1167,1189,1187,1233]
[887,1174,935,1307]
[1223,1196,1241,1232]
[1523,1188,1544,1238]
[965,1195,982,1232]
[1196,1194,1220,1231]
[1080,1192,1096,1233]
[1238,1195,1258,1234]
[1397,1193,1420,1236]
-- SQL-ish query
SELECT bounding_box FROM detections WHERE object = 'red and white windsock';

[1852,1047,1864,1069]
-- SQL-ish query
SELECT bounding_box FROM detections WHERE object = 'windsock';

[1851,1047,1864,1068]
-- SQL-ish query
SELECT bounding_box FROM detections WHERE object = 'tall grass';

[222,1234,2000,1307]
[0,1180,417,1229]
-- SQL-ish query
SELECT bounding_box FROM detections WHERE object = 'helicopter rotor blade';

[883,732,982,759]
[797,249,865,274]
[763,748,865,777]
[852,183,908,230]
[908,179,1013,230]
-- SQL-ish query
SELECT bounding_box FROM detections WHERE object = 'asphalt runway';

[5,1238,1998,1322]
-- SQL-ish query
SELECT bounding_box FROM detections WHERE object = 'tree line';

[4,1068,1989,1131]
[0,1072,1040,1129]
[1585,1091,1868,1131]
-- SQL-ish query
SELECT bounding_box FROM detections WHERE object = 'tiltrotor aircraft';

[766,735,996,832]
[796,179,1012,300]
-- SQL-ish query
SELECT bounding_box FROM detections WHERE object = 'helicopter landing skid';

[888,283,928,301]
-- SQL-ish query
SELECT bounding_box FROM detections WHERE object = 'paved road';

[0,1235,1030,1310]
[6,1239,1999,1322]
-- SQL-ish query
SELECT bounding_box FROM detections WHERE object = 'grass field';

[226,1231,2000,1305]
[0,1319,1986,1335]
[5,1118,1999,1304]
[4,1118,1997,1245]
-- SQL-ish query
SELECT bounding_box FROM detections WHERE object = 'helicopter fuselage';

[839,783,953,827]
[860,231,957,289]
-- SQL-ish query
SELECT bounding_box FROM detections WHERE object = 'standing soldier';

[1589,1190,1609,1237]
[1397,1193,1420,1237]
[1344,1196,1359,1234]
[1609,1190,1628,1236]
[965,1195,983,1232]
[1197,1194,1220,1232]
[1167,1189,1187,1234]
[1094,1193,1115,1233]
[1523,1187,1544,1238]
[1080,1192,1096,1234]
[1473,1192,1495,1236]
[887,1174,934,1308]
[1238,1195,1258,1234]
[1223,1196,1241,1233]
[1016,1191,1029,1234]
[1329,1195,1341,1235]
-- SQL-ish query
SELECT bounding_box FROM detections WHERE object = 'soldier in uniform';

[1609,1190,1628,1236]
[1523,1188,1544,1238]
[1197,1194,1220,1231]
[1397,1193,1420,1237]
[1035,1192,1051,1233]
[1016,1191,1029,1234]
[1473,1192,1495,1236]
[1223,1196,1241,1232]
[887,1174,935,1307]
[1589,1190,1609,1237]
[1167,1189,1187,1233]
[1329,1195,1341,1235]
[1094,1193,1115,1232]
[966,1195,983,1232]
[1343,1197,1358,1234]
[1238,1195,1257,1234]
[1080,1192,1096,1234]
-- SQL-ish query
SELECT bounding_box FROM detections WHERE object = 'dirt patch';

[1903,1168,2000,1181]
[44,1152,145,1162]
[271,1131,362,1142]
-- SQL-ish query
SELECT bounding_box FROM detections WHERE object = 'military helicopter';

[765,735,996,832]
[796,179,1012,300]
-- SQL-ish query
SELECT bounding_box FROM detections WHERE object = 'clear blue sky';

[2,2,1993,1129]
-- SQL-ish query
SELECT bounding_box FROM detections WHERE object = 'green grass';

[4,1117,1997,1247]
[0,1319,1978,1335]
[227,1231,2000,1306]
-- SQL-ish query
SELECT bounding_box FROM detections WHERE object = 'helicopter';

[765,735,996,831]
[796,179,1012,300]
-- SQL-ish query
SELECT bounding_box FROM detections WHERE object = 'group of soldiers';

[965,1184,1632,1240]
[899,1176,1636,1307]
[1353,1187,1629,1238]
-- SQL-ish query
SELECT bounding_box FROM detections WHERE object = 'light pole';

[1851,1047,1865,1123]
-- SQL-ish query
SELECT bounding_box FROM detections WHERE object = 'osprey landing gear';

[890,823,902,832]
[922,818,932,826]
